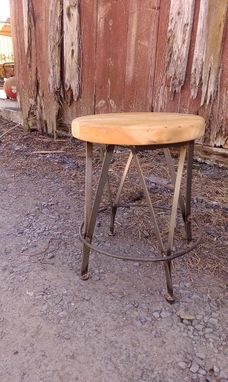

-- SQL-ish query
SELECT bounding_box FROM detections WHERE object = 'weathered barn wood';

[10,0,228,149]
[94,0,129,114]
[34,1,56,135]
[190,0,208,99]
[166,0,195,94]
[200,0,227,105]
[61,0,97,127]
[48,0,62,98]
[63,0,81,104]
[47,0,63,135]
[208,13,228,148]
[22,0,29,56]
[153,0,228,148]
[123,0,160,111]
[10,0,37,130]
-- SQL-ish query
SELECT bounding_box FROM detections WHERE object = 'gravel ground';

[0,119,227,382]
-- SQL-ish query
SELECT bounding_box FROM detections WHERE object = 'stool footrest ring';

[79,217,202,263]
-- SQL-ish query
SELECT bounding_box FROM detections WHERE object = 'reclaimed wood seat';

[72,112,205,145]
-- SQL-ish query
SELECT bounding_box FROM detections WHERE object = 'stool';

[71,112,205,302]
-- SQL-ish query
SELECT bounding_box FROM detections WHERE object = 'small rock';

[205,327,213,333]
[177,309,195,322]
[143,230,150,238]
[190,362,199,373]
[183,319,191,326]
[195,352,206,360]
[41,304,48,312]
[139,317,147,325]
[152,311,160,319]
[198,368,206,376]
[160,311,171,318]
[131,301,139,308]
[205,333,218,340]
[61,333,71,340]
[213,365,220,375]
[58,310,67,318]
[194,324,204,331]
[83,295,91,301]
[21,247,28,253]
[178,361,188,370]
[191,293,200,301]
[208,317,218,326]
[211,312,219,318]
[47,253,55,259]
[26,290,34,297]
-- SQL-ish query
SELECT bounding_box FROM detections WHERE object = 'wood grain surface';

[72,112,205,145]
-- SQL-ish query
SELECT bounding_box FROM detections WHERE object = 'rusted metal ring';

[79,215,202,263]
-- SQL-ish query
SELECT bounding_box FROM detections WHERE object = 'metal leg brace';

[81,144,115,279]
[164,143,194,242]
[165,146,186,301]
[110,152,133,234]
[185,142,194,242]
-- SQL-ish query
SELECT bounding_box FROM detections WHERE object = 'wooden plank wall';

[10,0,228,148]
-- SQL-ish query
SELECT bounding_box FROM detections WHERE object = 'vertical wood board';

[48,0,63,97]
[190,0,208,99]
[63,0,81,103]
[201,0,228,105]
[123,0,160,111]
[94,0,129,114]
[166,0,195,93]
[62,0,98,123]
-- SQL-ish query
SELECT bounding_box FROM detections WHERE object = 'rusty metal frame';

[79,141,201,302]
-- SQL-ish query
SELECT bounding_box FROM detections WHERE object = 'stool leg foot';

[81,271,90,281]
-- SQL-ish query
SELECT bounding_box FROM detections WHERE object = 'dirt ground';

[0,118,227,382]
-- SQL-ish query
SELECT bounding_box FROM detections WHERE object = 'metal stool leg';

[132,149,181,302]
[110,152,133,234]
[81,145,115,279]
[164,148,186,223]
[99,145,113,211]
[84,142,93,232]
[81,142,93,279]
[165,146,186,301]
[185,142,194,242]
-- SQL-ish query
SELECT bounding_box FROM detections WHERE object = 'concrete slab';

[0,88,22,124]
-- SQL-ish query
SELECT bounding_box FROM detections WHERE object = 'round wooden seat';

[72,112,205,146]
